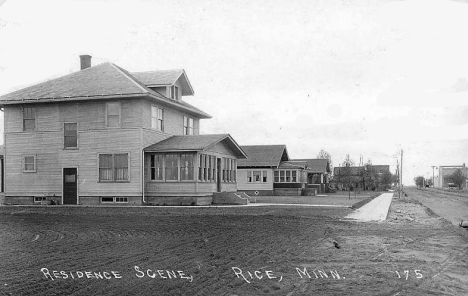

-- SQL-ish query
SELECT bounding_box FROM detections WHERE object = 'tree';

[380,171,393,190]
[363,159,376,190]
[340,154,356,199]
[317,149,333,177]
[414,176,425,188]
[448,169,466,190]
[426,177,433,187]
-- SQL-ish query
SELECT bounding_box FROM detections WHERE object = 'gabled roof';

[131,69,194,96]
[291,159,331,173]
[0,63,209,118]
[144,134,247,158]
[237,145,289,168]
[278,161,307,169]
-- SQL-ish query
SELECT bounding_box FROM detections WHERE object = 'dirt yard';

[1,191,467,295]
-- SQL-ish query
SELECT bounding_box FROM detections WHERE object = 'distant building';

[332,165,390,191]
[436,164,468,189]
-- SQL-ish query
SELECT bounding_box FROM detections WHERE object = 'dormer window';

[171,85,179,100]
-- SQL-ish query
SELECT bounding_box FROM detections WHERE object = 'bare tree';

[340,154,356,199]
[317,149,333,176]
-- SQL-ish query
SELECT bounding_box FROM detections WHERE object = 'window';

[34,196,46,203]
[99,153,129,182]
[151,106,164,131]
[64,123,78,148]
[23,155,36,172]
[183,116,194,135]
[180,154,194,180]
[106,102,120,127]
[222,158,236,182]
[101,197,128,203]
[101,197,114,203]
[274,170,299,183]
[165,154,178,180]
[114,154,129,181]
[253,171,261,182]
[150,154,164,181]
[171,85,179,100]
[23,107,36,131]
[198,154,205,181]
[247,170,267,183]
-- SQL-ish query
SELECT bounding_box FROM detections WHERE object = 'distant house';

[333,165,390,191]
[237,145,308,196]
[289,159,331,193]
[0,55,246,205]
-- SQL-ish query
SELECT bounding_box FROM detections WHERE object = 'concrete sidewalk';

[345,193,393,222]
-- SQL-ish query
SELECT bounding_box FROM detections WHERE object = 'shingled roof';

[144,134,247,158]
[291,159,331,173]
[131,69,194,96]
[0,63,209,118]
[237,145,289,168]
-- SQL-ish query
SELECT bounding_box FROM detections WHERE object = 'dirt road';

[406,188,468,226]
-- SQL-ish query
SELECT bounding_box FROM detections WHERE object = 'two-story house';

[0,55,246,206]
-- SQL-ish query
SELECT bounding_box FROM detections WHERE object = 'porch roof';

[144,134,247,158]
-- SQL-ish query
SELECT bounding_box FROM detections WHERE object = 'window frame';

[63,122,78,149]
[150,154,164,181]
[105,102,121,128]
[151,105,164,131]
[22,155,37,173]
[171,85,179,100]
[274,169,299,183]
[22,106,36,131]
[183,116,194,135]
[98,153,130,182]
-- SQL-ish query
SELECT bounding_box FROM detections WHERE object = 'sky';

[0,0,467,185]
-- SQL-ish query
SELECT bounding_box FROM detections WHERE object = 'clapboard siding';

[237,168,274,191]
[141,100,200,135]
[145,182,198,195]
[4,129,142,196]
[206,142,235,156]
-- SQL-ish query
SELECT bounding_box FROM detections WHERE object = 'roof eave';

[0,93,147,107]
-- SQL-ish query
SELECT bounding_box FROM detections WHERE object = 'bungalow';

[289,159,331,193]
[0,55,246,205]
[237,145,308,196]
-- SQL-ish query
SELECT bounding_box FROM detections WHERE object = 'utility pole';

[396,159,400,198]
[400,149,403,192]
[431,166,437,188]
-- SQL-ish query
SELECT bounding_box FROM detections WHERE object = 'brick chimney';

[79,55,92,70]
